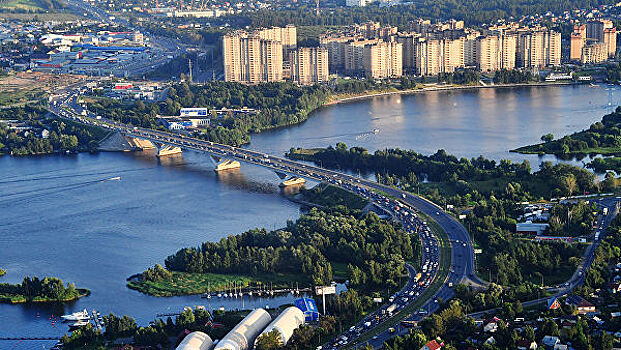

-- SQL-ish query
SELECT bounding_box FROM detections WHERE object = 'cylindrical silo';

[176,331,214,350]
[214,308,272,350]
[255,306,305,346]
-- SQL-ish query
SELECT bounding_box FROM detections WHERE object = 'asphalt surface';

[49,86,485,349]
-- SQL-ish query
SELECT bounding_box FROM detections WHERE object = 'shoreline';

[323,81,577,106]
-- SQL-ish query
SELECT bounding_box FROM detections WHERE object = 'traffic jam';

[53,98,443,349]
[316,184,440,349]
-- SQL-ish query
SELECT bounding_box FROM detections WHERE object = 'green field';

[0,0,45,11]
[127,271,310,297]
[0,89,46,107]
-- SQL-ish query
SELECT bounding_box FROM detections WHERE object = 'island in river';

[0,276,89,304]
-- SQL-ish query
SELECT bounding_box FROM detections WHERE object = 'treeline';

[454,283,533,314]
[0,105,104,156]
[163,209,415,290]
[438,69,481,85]
[288,144,596,285]
[288,144,596,198]
[514,106,621,157]
[230,0,610,28]
[90,81,331,146]
[493,69,540,84]
[0,276,83,303]
[62,308,227,349]
[547,201,595,237]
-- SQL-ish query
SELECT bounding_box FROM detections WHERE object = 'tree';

[541,133,554,142]
[256,329,284,350]
[562,174,578,196]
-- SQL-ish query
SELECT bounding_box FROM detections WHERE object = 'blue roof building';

[295,298,319,322]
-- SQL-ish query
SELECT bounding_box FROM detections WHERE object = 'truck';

[386,303,398,316]
[603,207,609,215]
[415,273,422,282]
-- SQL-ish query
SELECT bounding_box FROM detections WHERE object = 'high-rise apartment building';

[500,33,517,70]
[571,20,616,62]
[396,33,422,72]
[257,25,297,55]
[289,47,329,84]
[223,31,283,84]
[442,37,465,73]
[476,35,501,72]
[570,25,587,61]
[581,42,608,64]
[516,29,560,68]
[363,40,402,79]
[604,27,617,58]
[413,37,465,75]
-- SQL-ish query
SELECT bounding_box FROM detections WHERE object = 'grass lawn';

[0,89,46,107]
[0,0,45,11]
[127,271,311,297]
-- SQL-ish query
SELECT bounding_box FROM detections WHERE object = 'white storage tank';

[214,308,272,350]
[176,331,214,350]
[255,306,305,346]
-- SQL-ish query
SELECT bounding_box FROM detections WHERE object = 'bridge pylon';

[152,142,182,157]
[214,159,241,172]
[279,176,306,188]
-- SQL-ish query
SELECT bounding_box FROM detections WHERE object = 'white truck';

[603,207,609,215]
[386,303,398,316]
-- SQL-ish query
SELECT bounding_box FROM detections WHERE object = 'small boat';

[108,176,121,181]
[217,293,222,298]
[61,309,90,321]
[69,320,90,329]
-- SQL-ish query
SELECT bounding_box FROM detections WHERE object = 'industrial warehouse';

[176,305,309,350]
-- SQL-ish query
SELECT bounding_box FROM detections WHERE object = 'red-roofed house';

[421,340,443,350]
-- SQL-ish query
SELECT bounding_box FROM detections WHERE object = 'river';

[0,84,614,348]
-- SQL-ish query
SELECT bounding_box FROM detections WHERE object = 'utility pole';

[188,59,193,83]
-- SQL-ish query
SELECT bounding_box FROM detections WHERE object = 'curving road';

[49,87,484,348]
[467,196,619,319]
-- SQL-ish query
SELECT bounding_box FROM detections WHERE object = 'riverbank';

[511,106,621,158]
[323,81,577,107]
[127,271,310,297]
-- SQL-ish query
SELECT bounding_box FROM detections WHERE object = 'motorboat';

[69,320,90,329]
[61,309,90,321]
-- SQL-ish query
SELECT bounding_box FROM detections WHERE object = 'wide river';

[0,84,614,348]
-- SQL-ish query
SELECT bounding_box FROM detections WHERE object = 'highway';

[49,87,483,349]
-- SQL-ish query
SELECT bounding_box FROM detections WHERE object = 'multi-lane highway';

[49,87,484,348]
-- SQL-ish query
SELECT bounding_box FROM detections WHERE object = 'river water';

[0,84,614,348]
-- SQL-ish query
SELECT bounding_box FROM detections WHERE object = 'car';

[372,336,378,340]
[436,212,440,215]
